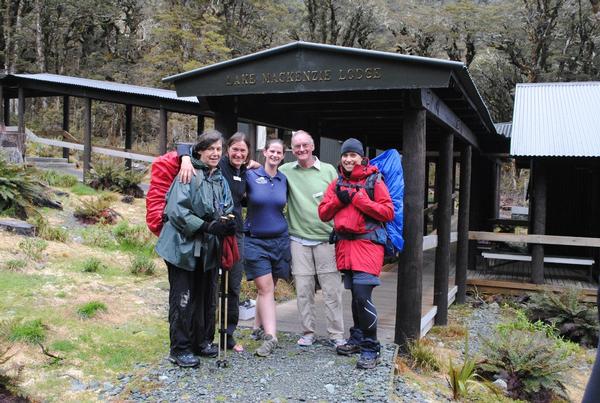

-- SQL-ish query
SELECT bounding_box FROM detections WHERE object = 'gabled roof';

[494,122,512,138]
[510,82,600,157]
[163,41,496,139]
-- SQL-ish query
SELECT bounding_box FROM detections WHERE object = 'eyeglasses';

[292,143,312,150]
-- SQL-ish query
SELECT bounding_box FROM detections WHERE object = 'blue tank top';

[244,167,288,238]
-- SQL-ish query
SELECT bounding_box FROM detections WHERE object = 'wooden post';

[214,111,237,139]
[197,115,205,138]
[531,159,547,284]
[434,133,453,325]
[3,95,9,126]
[0,86,4,126]
[159,107,167,155]
[83,98,92,182]
[455,144,471,304]
[18,88,25,157]
[396,100,426,348]
[246,123,257,161]
[424,159,430,235]
[492,161,500,219]
[62,96,70,160]
[125,104,133,169]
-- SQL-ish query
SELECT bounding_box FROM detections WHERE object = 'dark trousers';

[348,283,380,354]
[167,261,217,355]
[224,233,244,336]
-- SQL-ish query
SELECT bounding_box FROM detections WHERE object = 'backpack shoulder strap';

[364,172,382,201]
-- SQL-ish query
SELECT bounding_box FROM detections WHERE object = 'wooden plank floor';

[240,247,456,343]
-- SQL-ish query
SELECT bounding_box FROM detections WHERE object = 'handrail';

[469,231,600,248]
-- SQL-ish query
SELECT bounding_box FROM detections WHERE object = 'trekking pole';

[216,267,229,368]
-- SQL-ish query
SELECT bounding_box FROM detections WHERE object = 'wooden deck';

[240,247,457,343]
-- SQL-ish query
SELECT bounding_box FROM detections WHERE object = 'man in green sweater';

[279,130,345,347]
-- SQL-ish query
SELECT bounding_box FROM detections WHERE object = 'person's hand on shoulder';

[246,159,261,170]
[179,155,196,184]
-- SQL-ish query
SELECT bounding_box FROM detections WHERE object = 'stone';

[493,379,508,390]
[324,384,335,394]
[0,218,36,236]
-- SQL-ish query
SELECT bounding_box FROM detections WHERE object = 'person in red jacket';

[318,138,394,369]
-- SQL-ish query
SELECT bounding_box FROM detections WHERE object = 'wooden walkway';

[240,247,457,343]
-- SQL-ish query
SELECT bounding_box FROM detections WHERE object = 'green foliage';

[129,254,156,276]
[50,340,76,353]
[525,289,599,347]
[0,158,60,219]
[88,159,145,197]
[28,215,68,242]
[112,221,154,252]
[3,259,27,271]
[80,257,105,273]
[77,301,108,319]
[80,225,117,248]
[36,169,78,188]
[70,183,99,196]
[9,319,46,344]
[480,329,571,401]
[0,319,20,391]
[446,334,496,400]
[74,193,120,224]
[406,339,441,372]
[18,238,48,261]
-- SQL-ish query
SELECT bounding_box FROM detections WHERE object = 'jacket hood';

[338,159,379,181]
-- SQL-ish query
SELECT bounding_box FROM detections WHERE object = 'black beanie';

[340,138,364,157]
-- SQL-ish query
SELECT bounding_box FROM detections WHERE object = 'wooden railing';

[468,231,600,248]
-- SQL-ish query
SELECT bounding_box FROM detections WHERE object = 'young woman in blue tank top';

[244,138,290,357]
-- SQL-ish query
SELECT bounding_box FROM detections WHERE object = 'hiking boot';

[255,334,278,357]
[336,343,360,356]
[198,343,218,358]
[168,352,200,368]
[251,326,265,341]
[356,352,380,370]
[297,333,315,346]
[329,338,346,348]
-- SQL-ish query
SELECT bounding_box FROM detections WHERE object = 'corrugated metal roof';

[494,122,512,138]
[510,82,600,157]
[15,73,199,104]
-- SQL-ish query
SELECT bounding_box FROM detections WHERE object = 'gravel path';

[103,331,397,402]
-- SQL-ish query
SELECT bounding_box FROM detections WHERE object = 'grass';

[429,323,467,339]
[37,169,78,188]
[129,254,156,276]
[80,225,117,249]
[70,183,100,196]
[9,319,46,344]
[28,215,68,242]
[3,259,26,271]
[77,301,108,319]
[406,339,441,372]
[80,257,105,273]
[50,339,76,352]
[18,238,48,261]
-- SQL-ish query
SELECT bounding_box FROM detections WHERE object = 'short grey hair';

[291,130,314,145]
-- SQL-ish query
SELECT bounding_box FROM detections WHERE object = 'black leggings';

[350,283,380,353]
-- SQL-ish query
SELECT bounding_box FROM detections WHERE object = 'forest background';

[2,0,600,148]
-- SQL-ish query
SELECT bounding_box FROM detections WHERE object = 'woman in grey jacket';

[155,130,235,368]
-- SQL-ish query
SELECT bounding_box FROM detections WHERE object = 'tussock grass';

[9,319,46,344]
[406,339,441,372]
[80,225,117,248]
[129,254,156,276]
[429,323,467,339]
[70,183,99,196]
[80,257,105,273]
[3,259,26,271]
[37,169,78,188]
[28,215,68,242]
[77,301,108,319]
[18,238,48,261]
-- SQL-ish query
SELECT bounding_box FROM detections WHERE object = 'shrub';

[77,301,107,319]
[525,289,599,347]
[480,329,571,402]
[36,169,78,188]
[129,255,156,276]
[74,193,120,224]
[81,257,105,273]
[9,319,46,344]
[3,259,26,271]
[28,215,68,242]
[112,221,154,251]
[87,159,145,197]
[0,157,61,219]
[0,319,20,392]
[406,339,440,372]
[18,238,48,261]
[80,225,117,248]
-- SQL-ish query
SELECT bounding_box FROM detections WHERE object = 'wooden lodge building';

[1,42,598,346]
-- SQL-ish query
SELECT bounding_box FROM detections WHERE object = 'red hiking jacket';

[318,163,394,276]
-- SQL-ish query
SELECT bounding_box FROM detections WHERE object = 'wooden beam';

[3,93,9,126]
[419,88,479,149]
[466,279,596,302]
[434,132,453,325]
[214,110,237,138]
[491,161,500,219]
[83,98,92,182]
[468,231,600,247]
[18,87,25,157]
[125,104,133,169]
[396,97,426,347]
[0,86,4,126]
[531,159,547,284]
[455,144,471,304]
[159,107,167,154]
[197,115,205,138]
[62,96,70,160]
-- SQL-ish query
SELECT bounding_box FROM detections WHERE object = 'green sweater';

[279,158,337,241]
